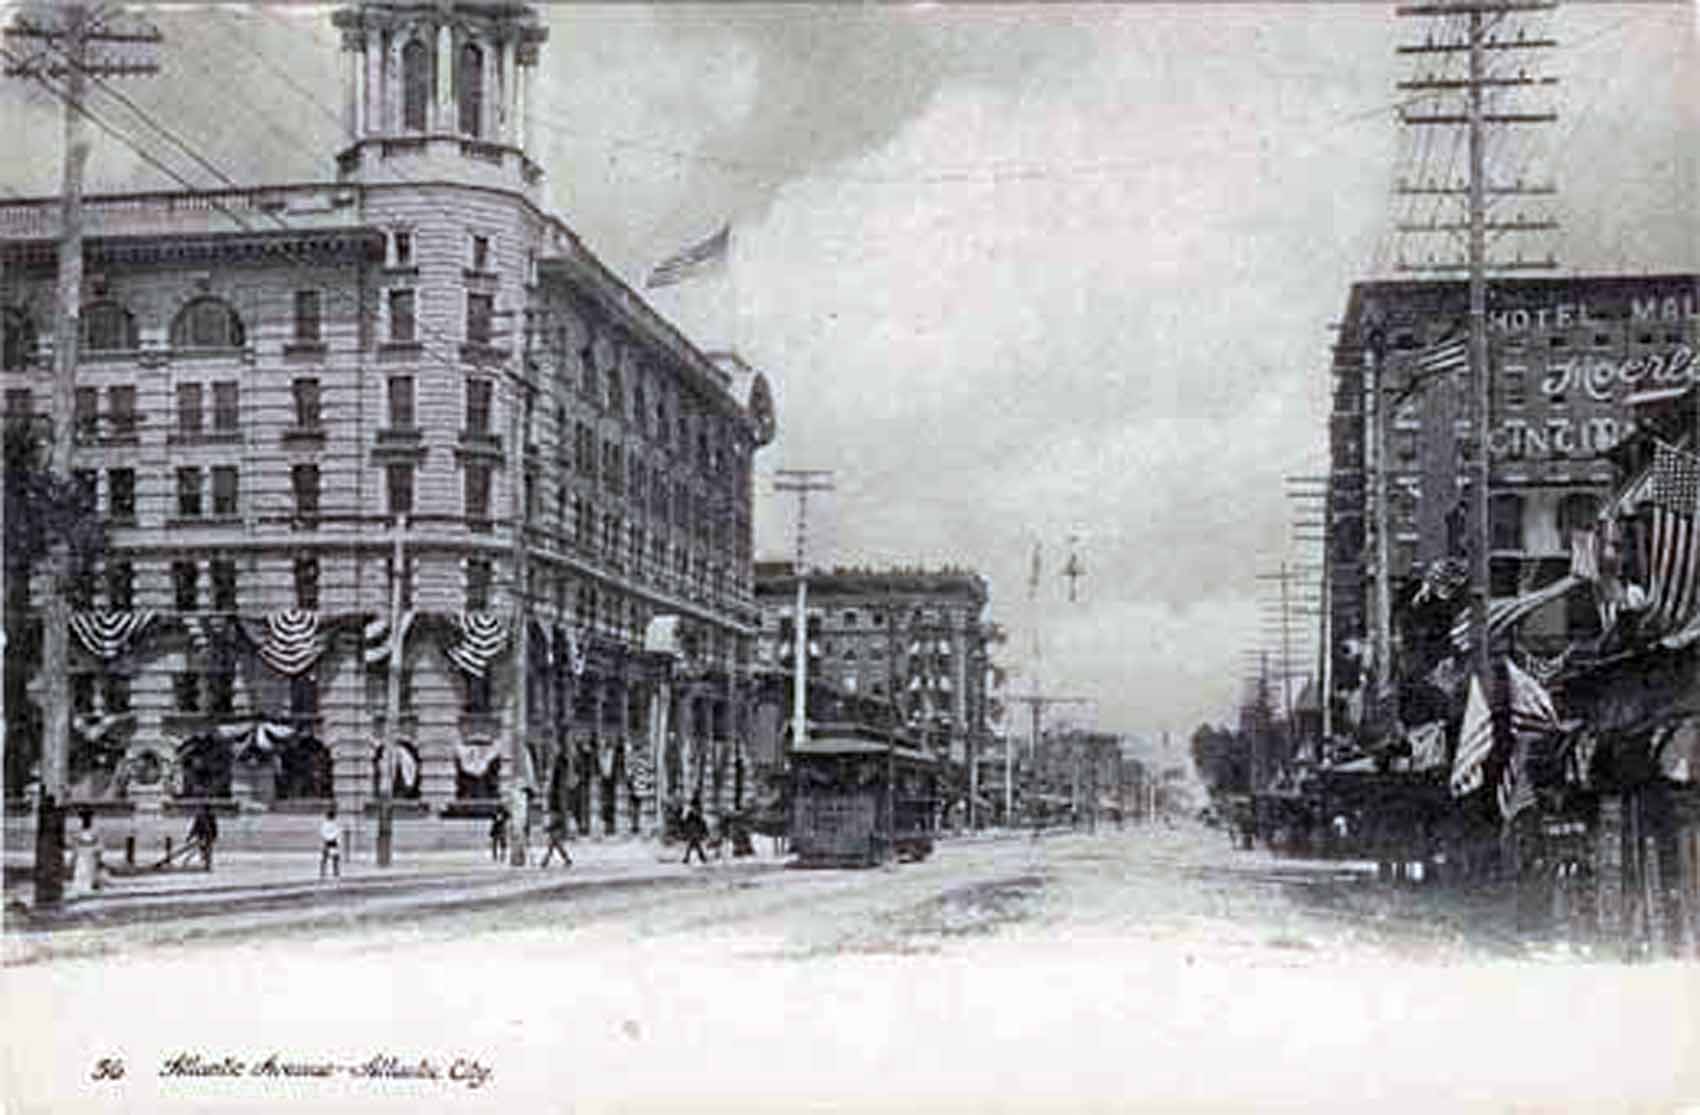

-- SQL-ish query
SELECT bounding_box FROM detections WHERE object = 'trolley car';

[789,724,940,868]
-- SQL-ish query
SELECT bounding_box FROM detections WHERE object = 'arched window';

[402,38,431,132]
[170,297,245,350]
[457,42,483,137]
[1490,493,1526,552]
[82,301,137,352]
[1558,493,1600,538]
[2,308,36,371]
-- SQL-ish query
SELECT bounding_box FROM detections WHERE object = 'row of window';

[62,540,742,621]
[69,668,316,722]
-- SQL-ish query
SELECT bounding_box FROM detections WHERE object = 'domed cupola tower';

[331,1,547,196]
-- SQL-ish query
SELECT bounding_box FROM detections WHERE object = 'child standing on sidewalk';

[319,808,342,879]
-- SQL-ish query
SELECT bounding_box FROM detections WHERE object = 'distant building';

[751,563,1000,773]
[1,1,777,839]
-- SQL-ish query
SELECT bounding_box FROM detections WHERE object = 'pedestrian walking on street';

[681,798,710,866]
[69,808,102,896]
[490,805,510,862]
[319,807,342,879]
[540,810,572,868]
[188,803,219,872]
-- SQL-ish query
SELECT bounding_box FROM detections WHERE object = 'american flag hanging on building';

[1413,334,1468,376]
[1646,441,1700,633]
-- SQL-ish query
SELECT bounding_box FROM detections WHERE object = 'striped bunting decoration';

[1449,575,1582,652]
[69,610,156,661]
[627,745,655,796]
[445,611,510,678]
[565,626,587,677]
[258,610,324,676]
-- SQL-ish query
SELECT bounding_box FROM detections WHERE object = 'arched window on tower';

[458,42,483,137]
[402,38,431,132]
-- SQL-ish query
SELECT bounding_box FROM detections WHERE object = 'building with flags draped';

[1,0,778,846]
[751,564,1003,809]
[1317,274,1700,955]
[1327,274,1698,719]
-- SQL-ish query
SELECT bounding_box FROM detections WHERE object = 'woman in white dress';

[69,808,102,896]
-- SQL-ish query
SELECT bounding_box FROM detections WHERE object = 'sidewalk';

[4,836,786,931]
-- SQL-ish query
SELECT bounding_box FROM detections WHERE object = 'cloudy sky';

[2,2,1694,746]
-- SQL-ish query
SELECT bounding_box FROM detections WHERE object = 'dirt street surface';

[5,824,1698,1114]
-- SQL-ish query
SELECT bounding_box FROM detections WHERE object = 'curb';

[7,859,786,933]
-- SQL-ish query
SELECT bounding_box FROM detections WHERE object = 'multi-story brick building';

[751,563,999,775]
[1,0,777,843]
[1328,274,1698,696]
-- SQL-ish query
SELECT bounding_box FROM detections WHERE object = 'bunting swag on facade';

[566,626,587,677]
[627,745,655,796]
[1450,675,1495,798]
[1646,441,1700,634]
[1449,575,1583,652]
[253,610,325,676]
[69,610,156,661]
[444,612,510,678]
[454,743,501,778]
[364,609,415,666]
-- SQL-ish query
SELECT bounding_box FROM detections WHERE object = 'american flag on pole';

[1646,441,1700,633]
[1506,656,1560,741]
[645,224,730,289]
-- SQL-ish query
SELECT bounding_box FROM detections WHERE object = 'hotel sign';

[1539,345,1696,402]
[1489,293,1699,334]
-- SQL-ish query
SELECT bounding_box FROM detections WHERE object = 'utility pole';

[508,376,533,865]
[1007,692,1089,822]
[1287,475,1331,755]
[377,516,407,867]
[774,470,832,752]
[1395,0,1558,715]
[6,4,160,908]
[1256,564,1301,756]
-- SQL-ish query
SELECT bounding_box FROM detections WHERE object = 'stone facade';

[751,563,998,771]
[0,1,776,839]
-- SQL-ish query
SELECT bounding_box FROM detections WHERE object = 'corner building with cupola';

[0,1,778,847]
